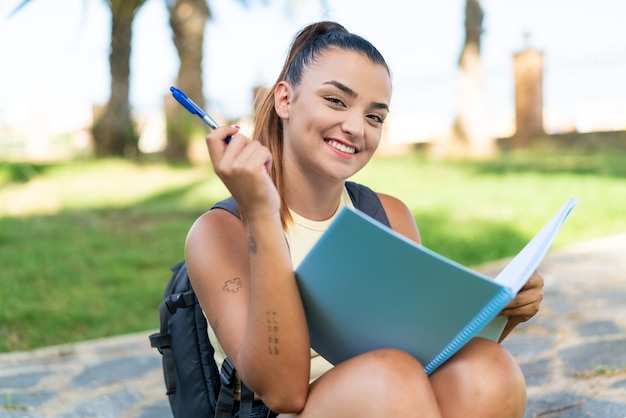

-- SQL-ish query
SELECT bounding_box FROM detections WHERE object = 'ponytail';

[251,21,389,229]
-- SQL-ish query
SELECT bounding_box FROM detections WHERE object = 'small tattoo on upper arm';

[223,277,243,293]
[266,311,280,355]
[248,234,257,254]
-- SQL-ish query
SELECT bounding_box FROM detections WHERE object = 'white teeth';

[327,139,356,154]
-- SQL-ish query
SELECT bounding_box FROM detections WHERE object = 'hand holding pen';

[170,86,276,210]
[169,86,231,143]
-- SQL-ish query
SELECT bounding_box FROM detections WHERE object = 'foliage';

[2,150,626,352]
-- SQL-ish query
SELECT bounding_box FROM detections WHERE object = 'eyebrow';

[323,80,389,112]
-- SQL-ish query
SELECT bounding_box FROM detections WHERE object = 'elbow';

[259,381,308,413]
[262,392,307,414]
[237,349,311,413]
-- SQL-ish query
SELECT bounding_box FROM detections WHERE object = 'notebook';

[295,198,577,375]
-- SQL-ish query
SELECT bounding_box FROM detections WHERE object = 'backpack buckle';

[149,333,171,353]
[165,291,195,314]
[220,358,236,386]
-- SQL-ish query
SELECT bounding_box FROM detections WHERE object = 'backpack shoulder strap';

[345,181,390,227]
[149,261,194,396]
[211,197,240,218]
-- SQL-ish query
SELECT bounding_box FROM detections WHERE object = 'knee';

[302,349,441,415]
[477,339,526,391]
[351,348,432,396]
[434,339,526,407]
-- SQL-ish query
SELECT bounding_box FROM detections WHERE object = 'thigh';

[429,338,526,418]
[284,348,442,418]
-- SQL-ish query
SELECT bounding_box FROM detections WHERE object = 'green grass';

[352,149,626,260]
[1,150,625,352]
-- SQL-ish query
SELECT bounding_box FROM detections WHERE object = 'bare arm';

[185,127,310,412]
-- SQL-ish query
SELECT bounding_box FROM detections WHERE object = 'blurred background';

[1,0,626,353]
[1,0,625,161]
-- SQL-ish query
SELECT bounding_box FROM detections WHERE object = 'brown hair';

[251,21,390,228]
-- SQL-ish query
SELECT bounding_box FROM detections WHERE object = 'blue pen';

[170,86,231,143]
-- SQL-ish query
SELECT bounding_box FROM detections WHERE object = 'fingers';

[206,125,241,167]
[509,287,543,312]
[499,298,541,323]
[204,127,277,213]
[499,270,545,323]
[520,270,544,291]
[214,135,272,180]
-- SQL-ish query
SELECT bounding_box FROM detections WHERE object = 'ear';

[274,81,291,119]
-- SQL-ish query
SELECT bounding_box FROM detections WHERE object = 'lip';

[325,138,359,156]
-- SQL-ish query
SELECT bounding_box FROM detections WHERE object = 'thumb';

[206,125,240,164]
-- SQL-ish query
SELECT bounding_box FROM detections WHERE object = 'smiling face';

[275,47,392,186]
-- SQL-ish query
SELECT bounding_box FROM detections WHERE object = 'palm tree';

[164,0,328,162]
[13,0,147,158]
[13,0,319,161]
[163,0,212,162]
[92,0,147,158]
[431,0,496,159]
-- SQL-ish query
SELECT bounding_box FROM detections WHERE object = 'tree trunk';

[92,1,145,158]
[430,0,495,159]
[164,0,210,163]
[453,42,495,158]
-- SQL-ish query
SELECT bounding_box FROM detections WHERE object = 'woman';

[185,21,543,417]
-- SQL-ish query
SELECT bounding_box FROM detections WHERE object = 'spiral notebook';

[295,198,577,375]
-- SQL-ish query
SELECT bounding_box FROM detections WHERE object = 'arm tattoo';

[266,311,280,355]
[248,233,257,254]
[223,277,243,293]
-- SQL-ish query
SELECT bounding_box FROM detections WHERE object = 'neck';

[284,176,345,221]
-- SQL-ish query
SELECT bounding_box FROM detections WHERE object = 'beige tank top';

[205,187,354,386]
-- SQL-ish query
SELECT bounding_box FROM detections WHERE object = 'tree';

[12,0,147,158]
[14,0,320,161]
[164,0,326,163]
[430,0,496,159]
[92,0,147,158]
[163,0,212,162]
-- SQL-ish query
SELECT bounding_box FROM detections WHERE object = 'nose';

[341,109,365,139]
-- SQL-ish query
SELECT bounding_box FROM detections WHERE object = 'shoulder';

[187,201,241,237]
[377,193,421,244]
[186,206,244,250]
[185,206,248,283]
[187,197,241,243]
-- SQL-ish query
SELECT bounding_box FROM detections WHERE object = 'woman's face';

[277,48,392,184]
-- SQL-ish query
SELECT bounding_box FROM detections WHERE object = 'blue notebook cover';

[295,198,577,374]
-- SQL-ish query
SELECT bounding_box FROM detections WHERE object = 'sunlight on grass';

[0,159,223,217]
[2,149,626,352]
[352,151,626,258]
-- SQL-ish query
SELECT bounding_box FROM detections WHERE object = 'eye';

[367,114,385,124]
[325,96,346,107]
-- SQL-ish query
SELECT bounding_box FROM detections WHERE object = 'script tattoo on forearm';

[266,311,280,355]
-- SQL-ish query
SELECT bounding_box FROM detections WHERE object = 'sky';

[1,0,625,142]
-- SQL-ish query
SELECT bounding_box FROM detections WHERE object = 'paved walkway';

[1,233,626,417]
